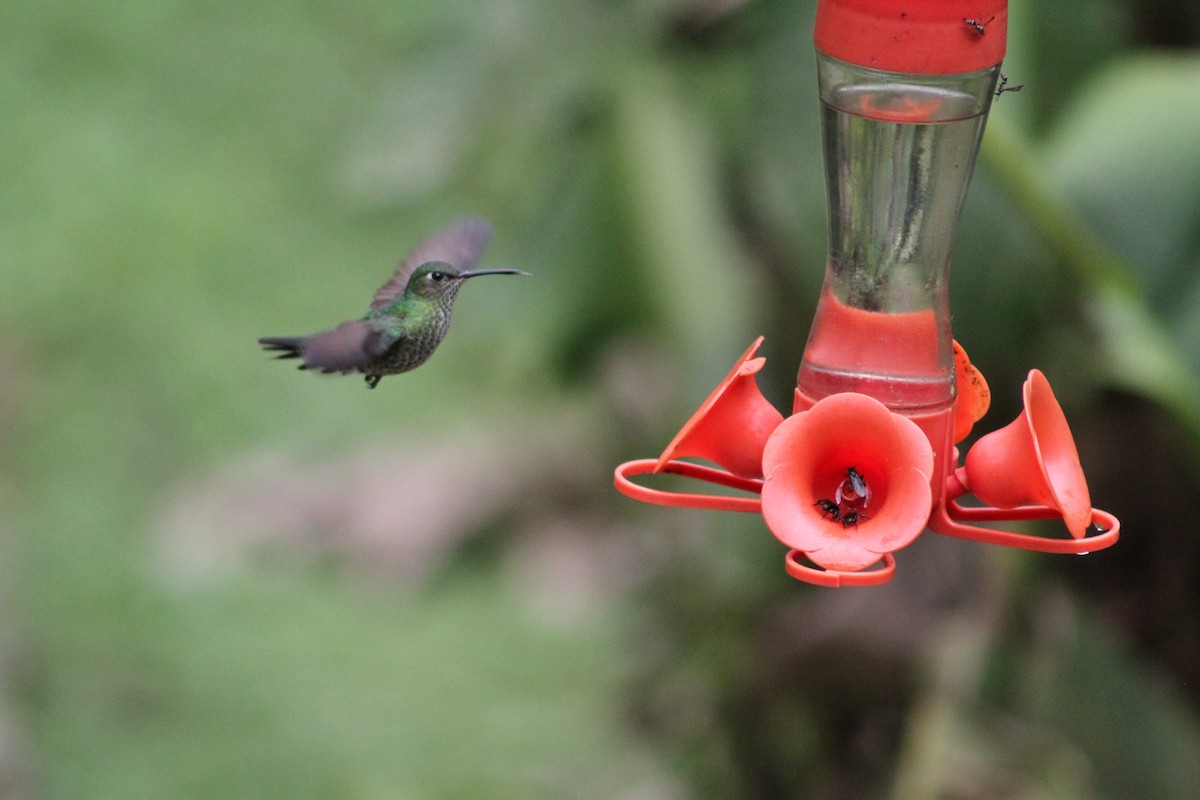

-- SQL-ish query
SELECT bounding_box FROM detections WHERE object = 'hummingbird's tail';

[258,337,309,370]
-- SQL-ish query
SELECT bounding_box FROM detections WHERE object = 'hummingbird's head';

[406,263,466,300]
[406,262,529,300]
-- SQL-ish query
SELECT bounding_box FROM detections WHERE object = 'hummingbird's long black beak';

[458,268,531,279]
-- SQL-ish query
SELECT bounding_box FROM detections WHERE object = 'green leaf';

[1041,54,1200,304]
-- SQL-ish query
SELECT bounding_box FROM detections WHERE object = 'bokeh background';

[4,0,1200,797]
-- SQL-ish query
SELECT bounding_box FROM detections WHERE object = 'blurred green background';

[4,0,1200,797]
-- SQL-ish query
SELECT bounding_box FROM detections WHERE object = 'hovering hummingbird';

[259,216,527,389]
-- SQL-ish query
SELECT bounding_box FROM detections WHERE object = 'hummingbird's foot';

[364,374,381,389]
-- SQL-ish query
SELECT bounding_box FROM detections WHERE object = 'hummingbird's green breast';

[365,289,459,376]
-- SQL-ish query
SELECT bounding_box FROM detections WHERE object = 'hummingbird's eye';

[429,271,446,282]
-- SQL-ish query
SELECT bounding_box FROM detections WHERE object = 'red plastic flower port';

[654,336,784,479]
[761,393,935,573]
[929,368,1120,553]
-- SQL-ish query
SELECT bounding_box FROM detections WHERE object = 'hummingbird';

[258,216,527,389]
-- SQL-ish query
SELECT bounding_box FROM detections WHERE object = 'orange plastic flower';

[952,340,990,443]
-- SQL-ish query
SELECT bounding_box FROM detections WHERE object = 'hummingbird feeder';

[614,0,1119,587]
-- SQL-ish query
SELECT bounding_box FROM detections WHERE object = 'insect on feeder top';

[815,0,1007,75]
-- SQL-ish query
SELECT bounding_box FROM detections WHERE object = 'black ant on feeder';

[841,510,870,528]
[964,15,995,36]
[814,498,841,522]
[994,73,1024,98]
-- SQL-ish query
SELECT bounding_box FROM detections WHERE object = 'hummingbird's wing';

[261,320,399,374]
[370,216,493,311]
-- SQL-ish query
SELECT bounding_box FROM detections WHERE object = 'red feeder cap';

[815,0,1007,74]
